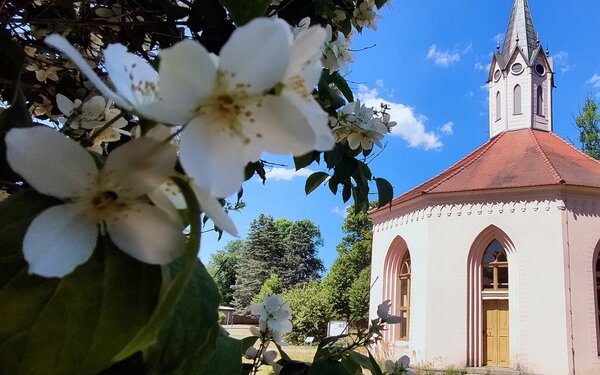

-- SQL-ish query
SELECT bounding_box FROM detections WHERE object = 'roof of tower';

[500,0,540,65]
[372,129,600,211]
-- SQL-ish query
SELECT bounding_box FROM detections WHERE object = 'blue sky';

[199,0,600,270]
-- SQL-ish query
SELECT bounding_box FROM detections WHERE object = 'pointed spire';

[501,0,539,64]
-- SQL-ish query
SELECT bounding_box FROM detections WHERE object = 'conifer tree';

[278,219,324,289]
[232,214,283,314]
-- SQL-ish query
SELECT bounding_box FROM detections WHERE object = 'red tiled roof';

[384,129,600,207]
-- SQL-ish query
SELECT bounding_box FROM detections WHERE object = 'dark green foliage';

[0,191,162,375]
[278,219,325,290]
[576,96,600,159]
[232,214,284,314]
[323,204,374,318]
[207,239,247,305]
[348,267,371,320]
[283,280,333,345]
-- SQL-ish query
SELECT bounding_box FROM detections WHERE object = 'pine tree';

[278,219,324,289]
[232,214,283,315]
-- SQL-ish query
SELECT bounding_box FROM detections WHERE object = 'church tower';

[488,0,554,138]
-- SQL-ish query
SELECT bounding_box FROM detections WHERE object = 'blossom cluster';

[245,295,293,371]
[7,17,334,277]
[331,101,397,150]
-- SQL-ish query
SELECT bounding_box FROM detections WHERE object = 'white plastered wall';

[370,188,574,374]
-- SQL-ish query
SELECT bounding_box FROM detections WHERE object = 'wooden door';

[483,299,509,367]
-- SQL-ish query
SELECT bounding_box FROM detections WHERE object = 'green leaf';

[219,0,270,25]
[175,331,242,375]
[294,151,317,170]
[114,176,203,361]
[374,0,388,9]
[241,336,259,353]
[305,171,330,195]
[346,351,383,375]
[375,178,394,208]
[330,72,354,102]
[308,358,352,375]
[0,191,162,375]
[340,355,362,374]
[342,184,351,203]
[0,88,33,183]
[146,262,221,373]
[0,32,25,82]
[328,178,338,195]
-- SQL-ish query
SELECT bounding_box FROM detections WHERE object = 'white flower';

[292,17,311,36]
[148,18,329,198]
[321,26,354,73]
[5,126,185,277]
[263,350,278,365]
[244,346,259,359]
[353,1,381,31]
[283,25,334,151]
[250,294,293,334]
[384,356,414,375]
[148,179,238,236]
[57,94,128,131]
[377,300,404,324]
[335,101,388,150]
[46,34,163,117]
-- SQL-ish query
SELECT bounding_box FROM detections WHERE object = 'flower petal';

[56,93,75,116]
[45,34,132,111]
[219,18,292,94]
[82,96,106,120]
[23,204,98,277]
[103,43,159,108]
[106,204,185,264]
[150,40,217,124]
[103,137,177,198]
[288,26,326,90]
[283,93,333,151]
[192,183,238,236]
[6,127,97,199]
[247,95,317,156]
[179,119,247,198]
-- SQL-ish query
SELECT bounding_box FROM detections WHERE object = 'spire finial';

[536,33,540,46]
[545,45,550,56]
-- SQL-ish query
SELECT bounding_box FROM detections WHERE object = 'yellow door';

[483,300,509,367]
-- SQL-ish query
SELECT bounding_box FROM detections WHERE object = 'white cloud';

[439,122,454,135]
[265,167,313,181]
[426,44,461,67]
[357,85,448,150]
[331,206,348,218]
[587,74,600,89]
[552,51,572,73]
[493,33,504,45]
[474,62,491,72]
[375,79,384,87]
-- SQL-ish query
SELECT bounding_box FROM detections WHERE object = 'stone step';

[466,367,522,375]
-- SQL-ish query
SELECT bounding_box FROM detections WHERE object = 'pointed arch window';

[537,85,544,116]
[513,85,522,115]
[595,254,600,355]
[396,252,411,340]
[496,92,502,121]
[482,240,508,290]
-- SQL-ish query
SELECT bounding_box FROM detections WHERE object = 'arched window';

[396,252,411,340]
[537,86,544,116]
[595,255,600,354]
[482,240,508,290]
[496,92,502,121]
[513,85,522,115]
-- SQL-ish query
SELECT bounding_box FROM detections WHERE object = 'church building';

[368,1,600,374]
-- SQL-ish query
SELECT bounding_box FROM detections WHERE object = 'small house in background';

[369,1,600,374]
